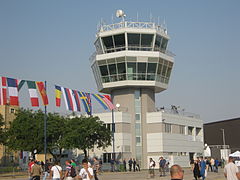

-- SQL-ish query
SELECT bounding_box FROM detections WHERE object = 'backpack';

[70,166,76,178]
[153,161,156,167]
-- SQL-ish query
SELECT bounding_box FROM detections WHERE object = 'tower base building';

[89,11,204,169]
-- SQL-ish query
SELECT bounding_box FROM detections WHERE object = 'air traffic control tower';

[90,10,175,167]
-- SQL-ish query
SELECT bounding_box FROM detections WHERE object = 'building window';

[196,128,201,136]
[103,153,115,163]
[10,108,15,114]
[104,123,115,133]
[136,137,141,146]
[179,125,185,134]
[135,114,140,121]
[188,127,194,135]
[164,123,172,133]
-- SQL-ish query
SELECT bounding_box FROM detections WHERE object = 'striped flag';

[27,81,39,107]
[55,85,62,107]
[0,77,8,105]
[36,82,48,106]
[101,94,115,110]
[6,77,19,106]
[61,87,80,112]
[78,91,92,115]
[92,94,108,110]
[73,90,81,112]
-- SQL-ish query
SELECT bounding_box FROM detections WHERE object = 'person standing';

[71,159,77,169]
[50,161,62,180]
[192,159,200,180]
[128,158,133,172]
[214,158,219,173]
[28,158,35,180]
[31,160,42,180]
[78,159,94,180]
[170,164,184,180]
[210,157,215,172]
[63,160,76,180]
[110,158,115,172]
[199,156,206,180]
[159,156,166,177]
[123,159,127,172]
[133,158,136,172]
[149,158,155,178]
[93,157,99,180]
[224,156,240,180]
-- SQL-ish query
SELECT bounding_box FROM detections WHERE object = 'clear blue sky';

[0,0,239,123]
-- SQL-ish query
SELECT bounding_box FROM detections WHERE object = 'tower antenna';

[116,9,126,22]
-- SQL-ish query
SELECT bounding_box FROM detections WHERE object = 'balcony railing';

[98,21,167,35]
[89,45,175,63]
[155,108,201,119]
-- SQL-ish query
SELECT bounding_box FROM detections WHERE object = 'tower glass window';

[147,63,157,80]
[117,62,126,81]
[137,62,146,80]
[141,34,153,50]
[127,62,136,80]
[128,33,140,50]
[99,65,108,76]
[108,64,117,82]
[161,38,168,52]
[155,35,162,50]
[102,36,114,53]
[113,34,125,51]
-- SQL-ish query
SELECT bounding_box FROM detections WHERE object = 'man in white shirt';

[224,157,240,180]
[50,161,62,180]
[78,159,93,180]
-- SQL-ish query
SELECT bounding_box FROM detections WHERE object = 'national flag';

[61,87,74,111]
[36,82,49,106]
[26,81,39,107]
[85,93,92,115]
[78,91,91,115]
[18,80,26,91]
[69,89,80,112]
[6,77,19,106]
[73,90,81,112]
[92,94,108,110]
[100,94,115,110]
[55,85,62,107]
[0,77,8,105]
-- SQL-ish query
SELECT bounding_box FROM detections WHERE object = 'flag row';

[0,76,115,115]
[55,85,115,115]
[0,77,48,107]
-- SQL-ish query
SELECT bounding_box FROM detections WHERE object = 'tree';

[66,116,112,158]
[46,113,69,162]
[0,114,5,144]
[5,108,45,155]
[5,108,112,161]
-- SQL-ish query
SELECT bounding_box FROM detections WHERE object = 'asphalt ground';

[0,168,225,180]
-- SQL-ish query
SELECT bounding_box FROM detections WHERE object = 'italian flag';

[27,81,39,107]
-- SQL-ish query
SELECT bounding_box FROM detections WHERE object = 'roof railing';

[98,21,167,35]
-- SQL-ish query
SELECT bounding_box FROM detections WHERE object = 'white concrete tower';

[90,11,175,167]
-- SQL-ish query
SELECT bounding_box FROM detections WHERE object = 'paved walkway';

[0,168,225,180]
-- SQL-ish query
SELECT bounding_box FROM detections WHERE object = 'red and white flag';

[0,77,8,105]
[6,77,19,106]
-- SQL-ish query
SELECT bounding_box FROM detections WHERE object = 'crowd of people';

[28,158,101,180]
[27,155,240,180]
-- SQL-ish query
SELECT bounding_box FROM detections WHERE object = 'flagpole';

[44,80,47,165]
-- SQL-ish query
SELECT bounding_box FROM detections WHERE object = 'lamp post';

[220,128,226,149]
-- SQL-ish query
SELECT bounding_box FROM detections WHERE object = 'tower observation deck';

[90,11,175,167]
